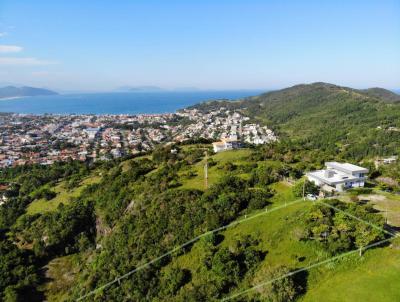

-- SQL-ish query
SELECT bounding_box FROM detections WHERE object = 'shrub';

[252,265,299,302]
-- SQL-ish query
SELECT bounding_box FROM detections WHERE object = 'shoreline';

[0,96,24,101]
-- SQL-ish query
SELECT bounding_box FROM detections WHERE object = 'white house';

[212,138,241,153]
[306,162,368,192]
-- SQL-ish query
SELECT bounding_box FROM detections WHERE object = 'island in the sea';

[0,86,58,99]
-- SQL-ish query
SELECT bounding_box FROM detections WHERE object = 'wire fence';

[77,197,398,301]
[221,199,399,301]
[77,198,305,301]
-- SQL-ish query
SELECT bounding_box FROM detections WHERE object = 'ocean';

[0,90,264,115]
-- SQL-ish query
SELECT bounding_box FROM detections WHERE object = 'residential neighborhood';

[0,109,277,167]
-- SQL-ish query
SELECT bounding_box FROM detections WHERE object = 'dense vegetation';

[0,83,399,301]
[192,82,400,161]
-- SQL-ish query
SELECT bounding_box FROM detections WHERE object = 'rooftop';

[307,169,362,185]
[325,162,369,174]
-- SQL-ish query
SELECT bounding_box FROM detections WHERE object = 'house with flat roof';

[306,162,368,192]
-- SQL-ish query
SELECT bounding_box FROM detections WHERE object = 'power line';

[222,199,399,301]
[317,200,398,238]
[221,236,396,301]
[77,198,305,301]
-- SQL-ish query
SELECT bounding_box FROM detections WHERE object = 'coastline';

[0,90,262,115]
[0,96,25,101]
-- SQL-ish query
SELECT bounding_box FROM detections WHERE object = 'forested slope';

[1,144,398,301]
[192,82,400,160]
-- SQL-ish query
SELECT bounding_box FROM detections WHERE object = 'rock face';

[0,86,58,98]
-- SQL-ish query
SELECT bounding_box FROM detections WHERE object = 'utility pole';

[239,120,243,141]
[385,200,388,224]
[204,151,208,189]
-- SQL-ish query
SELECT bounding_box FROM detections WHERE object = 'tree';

[293,179,319,197]
[355,223,383,256]
[211,248,241,289]
[160,267,191,297]
[252,265,298,302]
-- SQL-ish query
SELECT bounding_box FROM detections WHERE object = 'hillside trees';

[303,200,385,255]
[252,265,299,302]
[0,236,40,301]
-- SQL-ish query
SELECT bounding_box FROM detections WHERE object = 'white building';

[212,138,241,153]
[306,162,368,192]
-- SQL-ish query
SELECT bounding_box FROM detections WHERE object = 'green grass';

[269,181,296,206]
[39,254,81,301]
[163,181,400,301]
[26,175,101,215]
[179,149,253,190]
[300,238,400,302]
[120,154,152,172]
[167,180,323,296]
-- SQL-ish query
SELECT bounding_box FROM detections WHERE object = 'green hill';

[1,144,399,301]
[361,87,400,103]
[1,83,400,301]
[193,82,400,160]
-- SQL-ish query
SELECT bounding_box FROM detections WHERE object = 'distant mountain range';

[0,86,58,99]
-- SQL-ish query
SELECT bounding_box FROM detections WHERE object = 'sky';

[0,0,399,92]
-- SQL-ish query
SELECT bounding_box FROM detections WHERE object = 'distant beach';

[0,96,24,101]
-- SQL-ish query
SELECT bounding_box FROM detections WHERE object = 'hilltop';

[361,87,400,103]
[0,86,58,99]
[192,82,400,160]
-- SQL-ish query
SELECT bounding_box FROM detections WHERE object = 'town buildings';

[0,109,277,167]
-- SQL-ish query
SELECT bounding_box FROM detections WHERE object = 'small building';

[306,162,368,192]
[374,156,398,168]
[212,138,241,153]
[85,127,101,140]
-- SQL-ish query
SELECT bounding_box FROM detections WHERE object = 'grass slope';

[301,239,400,302]
[23,149,400,301]
[26,175,101,215]
[180,149,252,190]
[164,181,400,301]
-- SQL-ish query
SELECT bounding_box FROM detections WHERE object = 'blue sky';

[0,0,399,91]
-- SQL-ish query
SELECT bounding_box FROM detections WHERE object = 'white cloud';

[0,57,57,66]
[0,32,7,37]
[0,45,23,53]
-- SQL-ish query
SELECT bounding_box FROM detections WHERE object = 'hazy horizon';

[0,0,399,91]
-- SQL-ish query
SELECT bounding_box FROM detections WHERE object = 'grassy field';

[26,175,101,215]
[362,191,400,227]
[179,149,253,190]
[337,190,400,227]
[300,238,400,302]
